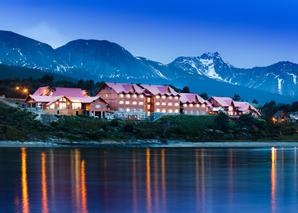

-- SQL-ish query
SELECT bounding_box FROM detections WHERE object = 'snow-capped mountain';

[0,30,298,102]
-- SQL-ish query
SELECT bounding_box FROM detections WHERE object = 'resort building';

[139,84,180,115]
[26,86,109,117]
[209,96,260,117]
[179,93,210,115]
[96,82,149,120]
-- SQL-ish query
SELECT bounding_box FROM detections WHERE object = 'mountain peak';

[200,52,221,59]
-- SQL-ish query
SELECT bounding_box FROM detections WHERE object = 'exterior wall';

[151,95,180,114]
[209,98,236,115]
[44,108,83,116]
[181,103,208,115]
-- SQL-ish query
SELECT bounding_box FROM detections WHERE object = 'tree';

[232,94,241,101]
[214,112,230,131]
[181,86,190,93]
[200,93,209,100]
[252,99,259,104]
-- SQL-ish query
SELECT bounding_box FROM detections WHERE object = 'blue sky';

[1,0,298,67]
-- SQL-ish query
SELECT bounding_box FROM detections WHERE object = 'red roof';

[139,84,179,96]
[210,96,233,107]
[179,93,208,104]
[103,82,146,94]
[52,87,88,97]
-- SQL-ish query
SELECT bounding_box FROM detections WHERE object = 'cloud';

[21,22,68,48]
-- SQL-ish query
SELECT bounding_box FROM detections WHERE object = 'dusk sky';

[1,0,298,67]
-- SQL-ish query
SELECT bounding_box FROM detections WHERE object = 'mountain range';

[0,30,297,103]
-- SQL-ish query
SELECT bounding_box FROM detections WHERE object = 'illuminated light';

[126,108,131,112]
[147,104,151,110]
[119,94,124,98]
[139,102,143,105]
[41,152,48,213]
[162,102,166,106]
[119,100,124,104]
[126,94,131,98]
[174,103,179,106]
[189,104,193,107]
[174,109,179,113]
[183,104,188,107]
[168,109,173,113]
[156,108,160,112]
[156,102,160,106]
[168,103,172,106]
[133,94,137,98]
[228,106,233,111]
[23,88,29,94]
[147,97,151,102]
[140,95,144,98]
[202,104,206,108]
[161,95,166,99]
[162,109,166,113]
[161,149,166,212]
[132,101,137,105]
[156,95,160,99]
[271,147,277,213]
[21,148,30,213]
[125,101,130,105]
[15,86,20,91]
[81,160,88,213]
[169,96,173,100]
[146,149,152,213]
[196,104,200,108]
[174,96,179,100]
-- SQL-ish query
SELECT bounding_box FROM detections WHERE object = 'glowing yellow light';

[15,86,20,90]
[23,88,28,94]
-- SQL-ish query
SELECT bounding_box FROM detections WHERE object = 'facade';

[179,93,210,115]
[139,84,180,115]
[209,96,260,117]
[26,87,109,117]
[96,83,148,120]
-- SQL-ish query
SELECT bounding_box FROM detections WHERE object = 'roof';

[103,82,146,94]
[139,84,179,96]
[179,93,208,104]
[26,95,59,103]
[234,101,261,115]
[210,96,233,107]
[51,87,88,97]
[32,86,50,96]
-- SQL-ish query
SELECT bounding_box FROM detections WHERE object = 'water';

[0,147,297,213]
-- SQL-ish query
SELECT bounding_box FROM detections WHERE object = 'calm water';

[0,147,297,213]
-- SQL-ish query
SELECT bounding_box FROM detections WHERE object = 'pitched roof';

[32,86,51,96]
[234,101,261,115]
[27,95,59,103]
[51,87,88,97]
[103,82,146,94]
[139,84,179,96]
[179,93,208,104]
[210,96,233,107]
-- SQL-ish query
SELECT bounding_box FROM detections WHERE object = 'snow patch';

[287,73,297,84]
[277,78,283,95]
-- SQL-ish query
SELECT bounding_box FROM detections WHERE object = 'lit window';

[174,96,179,100]
[228,106,233,111]
[139,102,143,105]
[183,104,187,107]
[156,95,160,99]
[125,101,130,105]
[189,104,193,107]
[119,108,124,112]
[156,102,160,106]
[126,108,130,112]
[162,109,166,113]
[169,96,173,100]
[72,102,81,109]
[168,109,173,113]
[126,94,131,98]
[202,104,206,108]
[174,103,179,106]
[175,109,179,113]
[119,100,124,104]
[140,95,144,98]
[168,102,173,106]
[147,97,151,102]
[162,95,166,99]
[196,104,200,108]
[162,102,166,106]
[147,104,151,110]
[133,94,137,98]
[132,101,137,105]
[49,104,55,109]
[119,94,124,98]
[156,108,160,112]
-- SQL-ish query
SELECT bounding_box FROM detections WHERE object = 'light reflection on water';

[0,147,297,212]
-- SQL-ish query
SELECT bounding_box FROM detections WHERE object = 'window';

[119,100,124,104]
[156,95,160,99]
[132,101,137,105]
[174,103,179,106]
[196,104,200,108]
[139,102,143,105]
[126,94,131,98]
[183,104,187,107]
[125,101,130,105]
[126,108,130,112]
[156,102,160,106]
[175,109,179,113]
[162,102,166,106]
[168,102,173,106]
[162,95,166,99]
[168,109,173,113]
[72,102,81,109]
[174,96,179,100]
[49,104,55,109]
[162,109,166,113]
[140,94,144,98]
[169,96,173,100]
[147,97,151,102]
[156,108,160,112]
[119,94,124,98]
[202,104,206,108]
[133,94,137,98]
[189,104,193,107]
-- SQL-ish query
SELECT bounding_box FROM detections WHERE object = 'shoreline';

[1,140,298,148]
